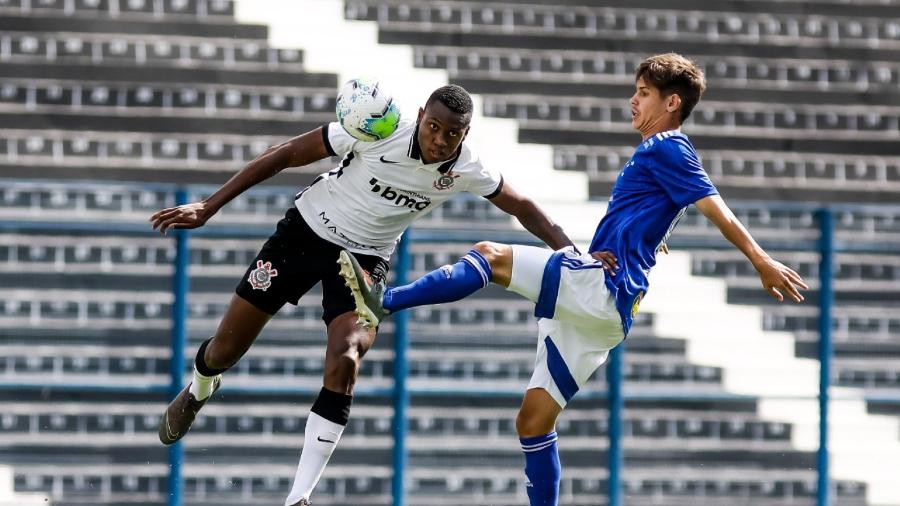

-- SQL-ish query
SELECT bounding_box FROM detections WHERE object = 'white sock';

[284,412,345,505]
[188,365,218,401]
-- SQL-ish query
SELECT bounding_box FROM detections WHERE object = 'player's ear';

[666,94,682,114]
[417,107,425,123]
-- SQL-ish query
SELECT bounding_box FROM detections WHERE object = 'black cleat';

[337,250,389,328]
[158,376,221,445]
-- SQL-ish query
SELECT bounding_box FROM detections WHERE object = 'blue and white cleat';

[337,250,389,328]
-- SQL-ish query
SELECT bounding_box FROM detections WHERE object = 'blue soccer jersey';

[589,130,719,335]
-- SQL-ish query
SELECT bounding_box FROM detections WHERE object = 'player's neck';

[639,119,682,141]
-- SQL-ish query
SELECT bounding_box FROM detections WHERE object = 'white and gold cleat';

[337,250,389,328]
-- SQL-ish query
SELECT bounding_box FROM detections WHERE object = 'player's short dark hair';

[636,53,706,122]
[425,84,473,117]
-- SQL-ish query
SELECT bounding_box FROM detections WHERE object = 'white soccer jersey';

[295,120,504,259]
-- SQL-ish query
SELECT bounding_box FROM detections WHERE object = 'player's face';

[630,76,681,139]
[416,101,470,164]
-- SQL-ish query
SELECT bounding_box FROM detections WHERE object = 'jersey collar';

[407,122,461,174]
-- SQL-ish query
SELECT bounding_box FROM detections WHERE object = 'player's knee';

[472,241,509,269]
[516,410,543,437]
[516,406,555,437]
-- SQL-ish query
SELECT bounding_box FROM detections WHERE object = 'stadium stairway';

[0,465,48,506]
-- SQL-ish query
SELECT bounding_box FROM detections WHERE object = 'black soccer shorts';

[235,207,389,325]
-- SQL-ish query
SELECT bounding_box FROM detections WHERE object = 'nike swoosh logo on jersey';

[380,156,399,164]
[317,436,336,444]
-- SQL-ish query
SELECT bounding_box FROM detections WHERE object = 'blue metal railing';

[5,184,895,506]
[817,209,835,506]
[167,189,190,506]
[605,343,624,506]
[391,232,412,506]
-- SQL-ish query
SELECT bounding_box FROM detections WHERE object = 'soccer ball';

[335,78,401,142]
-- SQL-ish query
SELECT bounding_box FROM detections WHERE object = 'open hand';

[150,202,214,235]
[756,258,808,302]
[591,250,619,276]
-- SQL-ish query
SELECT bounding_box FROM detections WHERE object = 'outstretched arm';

[150,127,331,234]
[487,181,574,250]
[695,195,808,302]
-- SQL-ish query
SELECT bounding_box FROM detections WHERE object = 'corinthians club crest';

[248,260,278,291]
[433,172,459,191]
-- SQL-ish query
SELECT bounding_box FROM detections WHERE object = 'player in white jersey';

[148,84,575,506]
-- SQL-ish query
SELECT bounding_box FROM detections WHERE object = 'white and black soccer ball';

[335,78,401,142]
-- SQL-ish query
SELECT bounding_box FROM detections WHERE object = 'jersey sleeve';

[324,121,365,158]
[649,137,719,208]
[463,154,504,198]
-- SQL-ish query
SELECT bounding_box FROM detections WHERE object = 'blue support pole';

[392,231,412,506]
[167,188,190,506]
[817,208,834,506]
[606,343,624,506]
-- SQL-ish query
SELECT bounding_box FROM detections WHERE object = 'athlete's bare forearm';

[695,195,807,301]
[517,212,573,251]
[695,195,768,267]
[205,127,331,212]
[488,182,574,250]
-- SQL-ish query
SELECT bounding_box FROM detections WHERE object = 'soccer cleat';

[337,250,389,328]
[158,376,221,445]
[288,500,311,506]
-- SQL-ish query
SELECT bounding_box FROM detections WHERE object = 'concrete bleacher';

[1,180,879,505]
[345,0,900,203]
[0,0,335,184]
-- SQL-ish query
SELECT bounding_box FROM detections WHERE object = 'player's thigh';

[555,262,622,332]
[320,252,387,382]
[529,248,622,332]
[235,208,325,316]
[215,294,273,342]
[527,318,618,409]
[507,245,556,303]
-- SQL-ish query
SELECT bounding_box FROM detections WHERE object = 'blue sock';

[383,249,492,312]
[520,431,561,506]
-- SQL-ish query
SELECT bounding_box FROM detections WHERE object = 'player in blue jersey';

[338,53,808,506]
